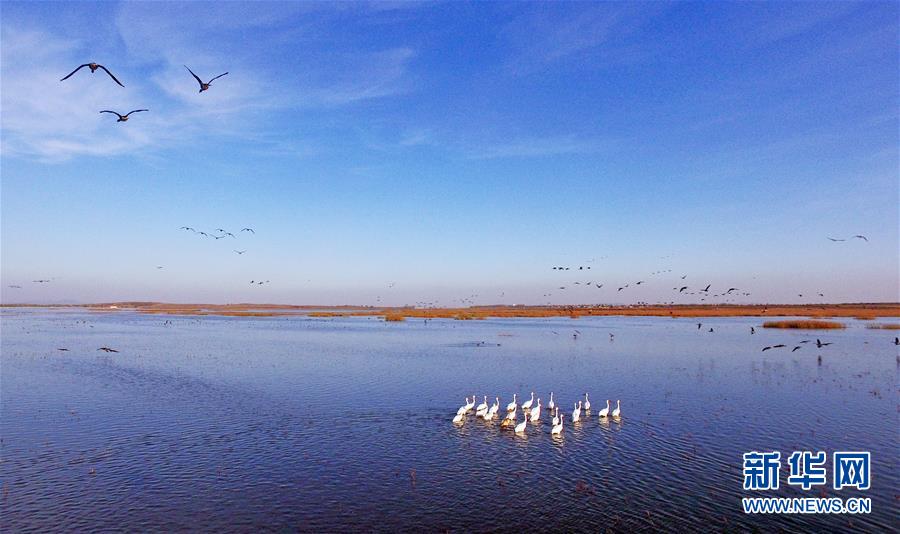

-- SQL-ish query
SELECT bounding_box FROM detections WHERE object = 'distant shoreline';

[2,302,899,319]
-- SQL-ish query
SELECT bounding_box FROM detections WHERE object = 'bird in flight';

[180,226,196,232]
[701,284,711,292]
[185,66,228,92]
[826,237,846,242]
[241,228,255,234]
[852,235,868,242]
[815,339,832,348]
[57,348,70,352]
[792,346,801,352]
[100,109,148,122]
[156,266,164,269]
[60,63,124,87]
[234,250,246,255]
[33,279,51,283]
[97,347,119,353]
[761,344,786,352]
[8,285,22,288]
[678,286,688,293]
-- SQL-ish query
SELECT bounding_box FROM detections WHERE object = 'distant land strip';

[2,302,899,319]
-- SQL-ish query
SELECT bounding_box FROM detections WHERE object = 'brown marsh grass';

[762,320,846,329]
[865,323,900,330]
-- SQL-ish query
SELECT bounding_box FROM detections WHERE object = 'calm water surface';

[2,310,897,532]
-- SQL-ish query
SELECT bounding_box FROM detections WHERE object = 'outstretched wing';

[852,235,868,241]
[100,110,123,119]
[184,65,203,86]
[826,237,845,242]
[125,109,149,116]
[60,64,89,81]
[208,72,228,83]
[97,65,125,87]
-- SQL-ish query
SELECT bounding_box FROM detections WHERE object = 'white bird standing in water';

[452,412,464,424]
[572,401,582,423]
[465,396,475,413]
[521,392,534,411]
[515,412,528,433]
[548,392,555,411]
[505,407,517,421]
[530,399,541,422]
[584,393,591,411]
[487,397,499,418]
[598,399,610,418]
[612,399,621,418]
[476,395,488,413]
[551,411,563,435]
[506,394,518,412]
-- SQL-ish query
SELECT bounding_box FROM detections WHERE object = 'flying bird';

[185,65,228,92]
[826,237,846,242]
[816,339,832,348]
[57,348,70,351]
[792,346,801,352]
[97,347,119,353]
[234,250,246,255]
[8,285,22,288]
[701,284,711,292]
[60,63,124,87]
[241,228,255,234]
[100,109,148,122]
[852,235,868,242]
[679,286,688,293]
[33,279,51,283]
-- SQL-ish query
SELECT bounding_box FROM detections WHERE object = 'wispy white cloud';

[465,135,616,159]
[500,3,667,75]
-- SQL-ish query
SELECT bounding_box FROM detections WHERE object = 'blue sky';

[1,1,897,305]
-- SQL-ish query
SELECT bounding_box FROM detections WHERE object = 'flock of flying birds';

[177,226,268,284]
[452,391,620,436]
[59,62,228,122]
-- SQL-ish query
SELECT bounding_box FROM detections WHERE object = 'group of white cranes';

[453,391,621,436]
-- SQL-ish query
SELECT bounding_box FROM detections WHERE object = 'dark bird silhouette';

[180,226,196,232]
[725,288,738,294]
[762,344,786,352]
[816,339,832,348]
[681,275,687,279]
[60,63,124,87]
[894,337,899,345]
[595,283,603,288]
[100,109,148,122]
[697,322,702,329]
[799,340,811,344]
[57,348,70,351]
[679,286,688,292]
[8,285,22,288]
[185,66,228,92]
[750,327,755,334]
[708,328,714,333]
[635,281,644,285]
[234,250,246,254]
[617,287,624,292]
[223,232,236,238]
[156,266,163,269]
[761,346,772,352]
[852,235,868,242]
[33,279,51,283]
[701,284,711,292]
[792,346,801,352]
[97,347,119,353]
[827,237,846,242]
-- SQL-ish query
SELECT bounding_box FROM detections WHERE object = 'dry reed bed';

[762,320,846,329]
